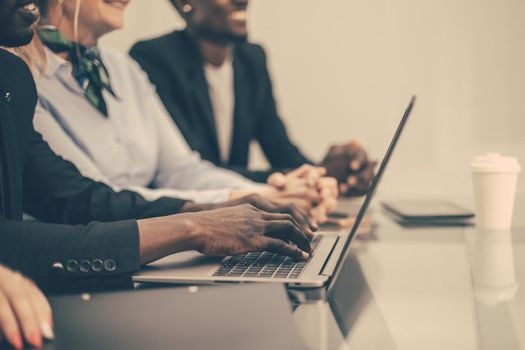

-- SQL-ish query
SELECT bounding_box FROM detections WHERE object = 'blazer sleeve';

[22,129,189,224]
[252,46,314,169]
[0,216,140,293]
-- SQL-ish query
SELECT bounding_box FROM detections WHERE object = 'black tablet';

[382,199,475,220]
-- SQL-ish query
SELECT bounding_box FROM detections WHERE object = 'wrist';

[172,213,204,251]
[137,213,205,264]
[180,202,217,213]
[230,186,268,200]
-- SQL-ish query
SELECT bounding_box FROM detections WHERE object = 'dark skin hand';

[180,193,318,238]
[321,141,377,197]
[192,204,312,259]
[138,203,313,264]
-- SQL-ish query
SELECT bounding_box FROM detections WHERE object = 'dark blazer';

[0,49,187,293]
[130,30,312,183]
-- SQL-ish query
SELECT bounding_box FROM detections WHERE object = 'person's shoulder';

[99,47,130,64]
[0,48,33,76]
[99,47,149,79]
[0,48,37,96]
[130,30,183,57]
[235,41,268,65]
[0,48,22,64]
[98,47,159,95]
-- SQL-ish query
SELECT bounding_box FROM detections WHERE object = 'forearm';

[137,214,201,265]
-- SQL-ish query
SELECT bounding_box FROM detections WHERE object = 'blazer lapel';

[0,105,6,215]
[190,67,219,152]
[180,31,221,161]
[0,101,22,219]
[230,50,253,165]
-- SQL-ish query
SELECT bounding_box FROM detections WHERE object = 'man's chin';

[229,33,248,44]
[194,27,248,45]
[0,29,34,48]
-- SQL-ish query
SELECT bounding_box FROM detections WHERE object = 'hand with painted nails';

[0,265,54,350]
[321,140,377,197]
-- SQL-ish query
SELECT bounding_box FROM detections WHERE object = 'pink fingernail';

[30,332,43,348]
[9,333,23,350]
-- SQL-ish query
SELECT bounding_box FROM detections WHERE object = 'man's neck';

[198,39,233,67]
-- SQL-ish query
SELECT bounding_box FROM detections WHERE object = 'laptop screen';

[327,95,416,296]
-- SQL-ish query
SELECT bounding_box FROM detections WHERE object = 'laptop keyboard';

[213,235,322,279]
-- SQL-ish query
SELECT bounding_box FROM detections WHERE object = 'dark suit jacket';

[0,49,187,293]
[130,30,312,183]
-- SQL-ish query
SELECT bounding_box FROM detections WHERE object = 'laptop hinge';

[319,236,343,276]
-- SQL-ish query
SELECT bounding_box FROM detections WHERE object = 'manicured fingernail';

[350,160,361,170]
[9,333,23,350]
[41,322,55,340]
[302,251,310,260]
[30,332,43,348]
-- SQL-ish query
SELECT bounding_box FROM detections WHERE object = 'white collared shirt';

[204,56,235,163]
[33,48,262,203]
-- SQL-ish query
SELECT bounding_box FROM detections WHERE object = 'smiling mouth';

[230,11,247,22]
[15,1,40,23]
[103,0,130,9]
[22,2,37,11]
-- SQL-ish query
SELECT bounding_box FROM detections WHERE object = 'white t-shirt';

[204,56,235,163]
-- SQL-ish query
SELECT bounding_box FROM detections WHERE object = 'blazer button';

[91,259,104,272]
[103,259,117,272]
[51,262,64,272]
[4,92,11,103]
[65,259,79,273]
[79,260,92,273]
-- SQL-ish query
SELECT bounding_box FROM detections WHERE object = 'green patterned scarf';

[38,26,117,117]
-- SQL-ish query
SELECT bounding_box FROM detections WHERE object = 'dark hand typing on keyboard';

[181,194,318,236]
[214,236,322,279]
[192,201,315,261]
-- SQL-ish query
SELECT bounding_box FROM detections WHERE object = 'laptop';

[133,96,416,288]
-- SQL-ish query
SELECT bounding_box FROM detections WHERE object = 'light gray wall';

[102,0,525,197]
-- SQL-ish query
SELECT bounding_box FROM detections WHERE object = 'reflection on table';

[292,197,525,350]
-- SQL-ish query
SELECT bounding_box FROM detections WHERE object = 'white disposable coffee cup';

[470,153,521,230]
[471,229,518,305]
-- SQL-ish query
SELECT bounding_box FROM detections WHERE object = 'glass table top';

[293,196,525,350]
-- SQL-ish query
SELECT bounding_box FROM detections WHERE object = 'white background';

[102,0,525,198]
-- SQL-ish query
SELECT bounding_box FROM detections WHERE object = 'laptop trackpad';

[142,251,222,271]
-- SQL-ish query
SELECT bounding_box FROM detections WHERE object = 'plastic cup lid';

[470,153,521,173]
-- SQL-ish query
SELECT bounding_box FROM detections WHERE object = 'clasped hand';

[322,140,377,197]
[267,165,339,223]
